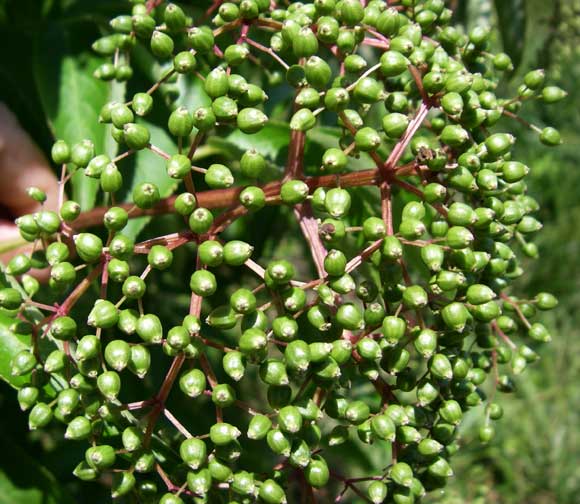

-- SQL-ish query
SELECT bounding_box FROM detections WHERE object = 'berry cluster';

[2,0,565,502]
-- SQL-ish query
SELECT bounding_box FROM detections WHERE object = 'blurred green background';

[0,0,578,502]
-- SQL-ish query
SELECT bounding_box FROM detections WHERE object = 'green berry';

[97,370,121,400]
[293,26,318,58]
[29,402,53,430]
[103,207,128,231]
[355,127,381,151]
[6,253,31,275]
[174,192,197,215]
[353,75,383,103]
[190,270,217,296]
[44,349,66,373]
[324,188,351,218]
[132,92,153,116]
[240,149,266,178]
[123,123,151,150]
[50,316,77,340]
[240,186,266,210]
[74,233,103,263]
[383,112,409,138]
[210,422,241,445]
[129,345,151,378]
[76,334,101,361]
[237,107,268,134]
[100,163,123,192]
[524,69,545,90]
[65,415,92,440]
[60,201,81,222]
[147,244,173,270]
[205,163,234,189]
[304,56,332,89]
[247,414,272,440]
[11,350,37,376]
[167,154,192,179]
[85,444,116,471]
[382,316,407,345]
[391,462,414,488]
[486,133,515,157]
[151,30,174,59]
[35,211,61,235]
[51,140,70,164]
[174,51,197,74]
[305,456,329,488]
[179,368,206,398]
[540,127,561,146]
[192,106,216,131]
[168,107,194,137]
[180,438,207,469]
[107,259,129,282]
[223,240,253,266]
[88,300,119,329]
[290,108,316,132]
[104,340,131,371]
[71,140,95,167]
[189,207,214,234]
[259,479,287,504]
[542,86,567,103]
[187,26,215,53]
[380,51,408,77]
[133,182,160,209]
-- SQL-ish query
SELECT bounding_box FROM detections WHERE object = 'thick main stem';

[70,168,380,231]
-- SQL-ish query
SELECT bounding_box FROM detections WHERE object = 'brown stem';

[244,258,265,278]
[143,258,203,449]
[408,64,430,104]
[285,130,306,180]
[384,102,430,174]
[246,37,290,70]
[294,203,327,278]
[338,111,384,168]
[71,169,380,231]
[330,471,373,503]
[187,131,205,161]
[134,231,193,254]
[58,264,103,315]
[164,408,194,439]
[345,239,383,273]
[380,181,393,234]
[491,320,517,350]
[146,0,164,14]
[502,110,542,134]
[143,353,186,448]
[146,69,176,96]
[500,293,532,329]
[392,178,448,217]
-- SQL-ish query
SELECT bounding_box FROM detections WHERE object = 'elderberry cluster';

[1,0,565,502]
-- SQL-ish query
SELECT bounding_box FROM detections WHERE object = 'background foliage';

[0,0,578,502]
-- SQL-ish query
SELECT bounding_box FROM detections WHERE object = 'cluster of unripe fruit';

[1,0,565,502]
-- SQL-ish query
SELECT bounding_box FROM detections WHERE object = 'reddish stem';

[294,203,327,278]
[70,169,380,231]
